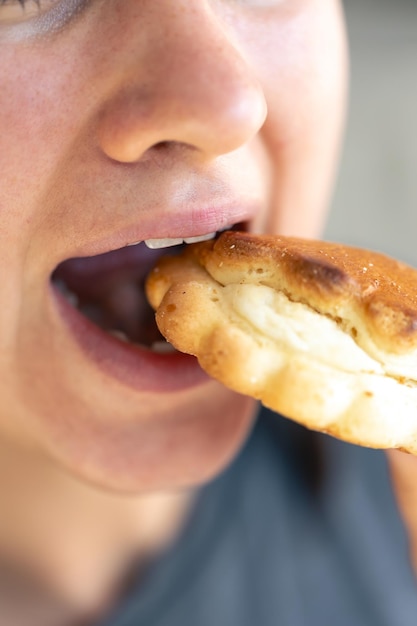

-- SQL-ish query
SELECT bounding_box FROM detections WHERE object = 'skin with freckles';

[0,0,359,621]
[0,0,348,490]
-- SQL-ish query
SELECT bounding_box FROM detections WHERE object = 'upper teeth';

[144,232,216,249]
[144,237,183,249]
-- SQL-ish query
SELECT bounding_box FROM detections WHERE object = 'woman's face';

[0,0,347,492]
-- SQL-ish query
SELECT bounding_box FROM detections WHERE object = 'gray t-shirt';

[102,408,417,626]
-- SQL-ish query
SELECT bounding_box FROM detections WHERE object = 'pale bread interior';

[146,233,417,455]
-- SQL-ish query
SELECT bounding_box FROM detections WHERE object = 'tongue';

[53,243,174,344]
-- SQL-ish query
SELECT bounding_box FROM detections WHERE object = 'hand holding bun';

[146,231,417,454]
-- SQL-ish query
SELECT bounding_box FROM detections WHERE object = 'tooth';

[150,341,177,354]
[127,241,142,247]
[145,238,184,249]
[54,279,79,307]
[183,232,216,244]
[64,292,79,307]
[108,329,129,342]
[54,278,66,292]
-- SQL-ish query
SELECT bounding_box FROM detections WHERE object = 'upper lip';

[53,202,257,263]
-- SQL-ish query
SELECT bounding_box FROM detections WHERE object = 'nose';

[97,3,267,164]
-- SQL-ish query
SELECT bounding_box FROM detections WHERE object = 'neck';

[0,442,193,623]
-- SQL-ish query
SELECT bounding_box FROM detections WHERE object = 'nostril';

[97,11,267,164]
[141,140,199,167]
[148,140,196,155]
[153,141,172,151]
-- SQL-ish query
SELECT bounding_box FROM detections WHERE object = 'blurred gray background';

[326,0,417,266]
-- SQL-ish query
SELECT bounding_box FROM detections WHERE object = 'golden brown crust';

[197,231,417,354]
[145,232,417,454]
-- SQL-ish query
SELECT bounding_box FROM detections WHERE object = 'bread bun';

[146,231,417,454]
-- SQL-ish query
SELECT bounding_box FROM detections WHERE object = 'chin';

[10,226,260,494]
[37,385,259,495]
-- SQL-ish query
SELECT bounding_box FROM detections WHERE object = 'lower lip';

[50,285,210,393]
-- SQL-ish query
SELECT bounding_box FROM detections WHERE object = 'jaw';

[9,349,258,493]
[2,224,258,493]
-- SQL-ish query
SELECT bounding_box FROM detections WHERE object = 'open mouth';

[51,225,243,353]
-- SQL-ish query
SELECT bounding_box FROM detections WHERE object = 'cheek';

[0,54,83,343]
[0,55,74,248]
[241,2,348,237]
[0,24,103,225]
[1,60,65,165]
